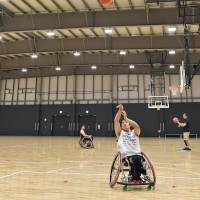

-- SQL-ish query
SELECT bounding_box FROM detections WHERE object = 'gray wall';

[1,74,200,105]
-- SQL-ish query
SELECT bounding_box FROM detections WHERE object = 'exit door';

[51,115,71,136]
[78,114,96,136]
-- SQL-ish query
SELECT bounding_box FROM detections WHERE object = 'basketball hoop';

[148,96,169,110]
[156,106,161,111]
[155,100,161,111]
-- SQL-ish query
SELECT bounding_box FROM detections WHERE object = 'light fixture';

[0,36,2,40]
[129,64,135,69]
[31,53,38,59]
[91,65,97,70]
[169,64,175,69]
[120,50,127,55]
[85,110,89,114]
[104,27,113,34]
[168,27,177,33]
[169,50,176,55]
[55,66,61,71]
[47,30,55,37]
[21,68,27,72]
[59,110,63,114]
[73,51,81,56]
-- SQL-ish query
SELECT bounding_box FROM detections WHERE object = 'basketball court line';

[0,143,39,149]
[0,170,200,181]
[0,159,199,167]
[155,166,200,176]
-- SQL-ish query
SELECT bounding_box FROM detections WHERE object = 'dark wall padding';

[0,103,199,137]
[0,105,39,135]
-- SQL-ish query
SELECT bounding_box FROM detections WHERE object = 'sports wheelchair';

[109,152,156,190]
[79,135,94,149]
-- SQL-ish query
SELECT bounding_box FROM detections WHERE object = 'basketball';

[100,0,113,7]
[172,117,179,124]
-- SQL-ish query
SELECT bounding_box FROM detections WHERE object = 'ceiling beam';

[125,27,132,36]
[21,0,39,13]
[113,27,120,37]
[36,0,52,13]
[8,1,27,14]
[128,0,134,9]
[0,3,14,17]
[0,8,193,33]
[81,0,92,11]
[0,35,200,55]
[4,33,18,41]
[1,51,200,73]
[113,0,120,10]
[51,0,64,12]
[57,30,68,38]
[15,32,29,40]
[79,29,88,37]
[68,30,78,38]
[90,28,98,37]
[65,0,78,12]
[97,0,105,10]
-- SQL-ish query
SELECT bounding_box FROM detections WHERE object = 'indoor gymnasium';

[0,0,199,199]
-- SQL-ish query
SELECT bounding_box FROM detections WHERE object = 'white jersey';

[117,129,141,158]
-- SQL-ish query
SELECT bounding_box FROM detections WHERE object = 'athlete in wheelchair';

[79,125,94,149]
[110,104,156,189]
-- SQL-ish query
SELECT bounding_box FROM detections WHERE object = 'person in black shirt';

[177,113,191,151]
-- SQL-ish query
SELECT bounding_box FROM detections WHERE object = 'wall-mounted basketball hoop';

[148,96,169,110]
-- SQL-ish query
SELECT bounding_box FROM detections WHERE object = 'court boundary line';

[0,170,200,181]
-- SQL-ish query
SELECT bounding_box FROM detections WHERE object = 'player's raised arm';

[114,104,123,138]
[122,110,141,136]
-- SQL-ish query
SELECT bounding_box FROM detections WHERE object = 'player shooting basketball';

[172,113,191,151]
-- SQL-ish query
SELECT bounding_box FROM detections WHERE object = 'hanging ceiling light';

[73,51,81,56]
[31,53,38,59]
[55,66,61,71]
[168,50,176,55]
[21,68,28,72]
[120,50,127,55]
[47,30,55,37]
[129,64,135,69]
[168,27,177,33]
[104,27,113,34]
[91,65,97,70]
[169,64,175,69]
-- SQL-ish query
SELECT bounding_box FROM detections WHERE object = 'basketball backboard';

[180,60,186,93]
[148,96,169,110]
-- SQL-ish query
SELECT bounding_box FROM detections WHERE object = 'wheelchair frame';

[109,152,156,189]
[79,136,94,149]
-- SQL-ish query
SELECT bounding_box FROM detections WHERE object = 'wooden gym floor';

[0,136,199,200]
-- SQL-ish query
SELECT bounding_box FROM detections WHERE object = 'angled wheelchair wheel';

[141,152,156,187]
[79,136,94,149]
[110,152,122,188]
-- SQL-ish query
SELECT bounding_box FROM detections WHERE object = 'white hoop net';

[169,85,182,96]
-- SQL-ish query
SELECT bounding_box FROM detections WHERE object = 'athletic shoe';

[135,179,144,184]
[131,177,144,184]
[183,147,191,151]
